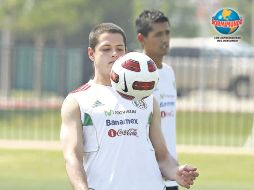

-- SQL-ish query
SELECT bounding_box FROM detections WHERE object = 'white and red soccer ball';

[110,52,159,100]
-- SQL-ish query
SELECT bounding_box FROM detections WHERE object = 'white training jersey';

[153,63,178,187]
[70,80,165,190]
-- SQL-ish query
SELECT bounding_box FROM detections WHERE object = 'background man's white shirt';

[153,63,178,187]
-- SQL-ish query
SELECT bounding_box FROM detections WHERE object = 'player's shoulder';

[61,94,80,119]
[162,62,173,72]
[68,81,94,102]
[71,82,92,94]
[162,62,175,77]
[61,81,92,113]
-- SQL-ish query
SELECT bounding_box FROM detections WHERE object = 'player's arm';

[60,95,89,190]
[150,97,199,188]
[149,97,179,178]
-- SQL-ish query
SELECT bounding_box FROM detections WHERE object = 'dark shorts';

[166,186,178,190]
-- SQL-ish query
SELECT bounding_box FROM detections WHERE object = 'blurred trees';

[132,0,199,49]
[14,0,103,96]
[1,0,252,52]
[0,0,25,96]
[133,0,254,44]
[0,0,253,97]
[0,0,134,96]
[166,1,198,37]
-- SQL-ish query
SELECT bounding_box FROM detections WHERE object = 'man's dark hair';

[135,9,170,37]
[89,23,127,50]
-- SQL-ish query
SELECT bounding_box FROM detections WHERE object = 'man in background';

[136,9,179,190]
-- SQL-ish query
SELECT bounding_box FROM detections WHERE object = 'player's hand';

[175,165,199,189]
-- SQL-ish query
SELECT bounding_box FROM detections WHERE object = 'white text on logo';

[108,128,138,137]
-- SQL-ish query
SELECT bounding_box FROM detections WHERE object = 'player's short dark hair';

[135,9,170,37]
[89,23,127,50]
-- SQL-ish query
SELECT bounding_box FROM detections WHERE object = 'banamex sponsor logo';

[108,128,138,137]
[160,101,175,108]
[106,119,138,126]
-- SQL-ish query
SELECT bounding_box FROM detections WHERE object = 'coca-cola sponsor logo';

[108,128,138,137]
[161,111,174,118]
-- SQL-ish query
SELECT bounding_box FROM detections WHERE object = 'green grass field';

[177,111,253,146]
[0,149,253,190]
[0,149,71,190]
[0,109,61,140]
[0,110,253,146]
[178,153,254,190]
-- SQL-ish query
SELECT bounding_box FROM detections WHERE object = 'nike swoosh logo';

[122,73,128,92]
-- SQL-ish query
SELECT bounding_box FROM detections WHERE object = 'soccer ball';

[110,52,159,101]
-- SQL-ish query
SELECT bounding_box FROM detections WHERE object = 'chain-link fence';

[0,45,254,152]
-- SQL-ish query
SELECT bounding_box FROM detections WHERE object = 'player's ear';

[137,33,144,43]
[88,47,95,62]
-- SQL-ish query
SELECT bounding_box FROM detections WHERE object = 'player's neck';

[93,75,111,86]
[152,57,163,69]
[143,51,163,69]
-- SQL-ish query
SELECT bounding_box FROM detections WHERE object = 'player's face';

[143,22,170,57]
[88,32,126,83]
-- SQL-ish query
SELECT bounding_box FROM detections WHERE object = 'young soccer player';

[60,22,198,190]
